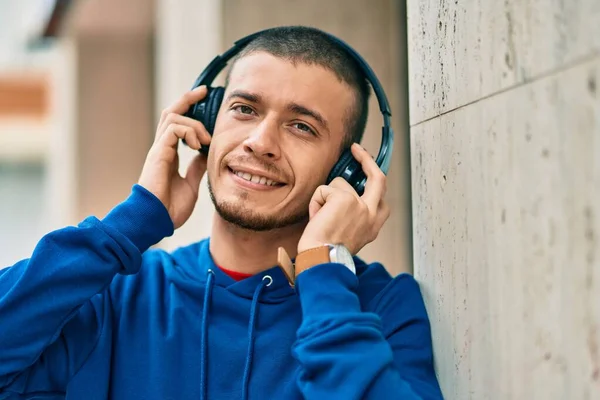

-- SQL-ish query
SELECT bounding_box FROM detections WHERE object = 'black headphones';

[184,28,394,195]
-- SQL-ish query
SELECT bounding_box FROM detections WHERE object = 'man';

[0,26,443,399]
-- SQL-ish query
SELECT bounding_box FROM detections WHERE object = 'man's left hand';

[298,143,390,255]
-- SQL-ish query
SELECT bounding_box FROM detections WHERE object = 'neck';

[209,213,306,275]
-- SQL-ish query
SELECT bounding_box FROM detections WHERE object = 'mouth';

[227,166,286,189]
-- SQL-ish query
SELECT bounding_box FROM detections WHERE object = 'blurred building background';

[0,0,56,267]
[0,0,598,399]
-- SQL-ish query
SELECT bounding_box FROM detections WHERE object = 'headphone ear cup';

[327,149,355,184]
[183,86,224,155]
[184,86,224,135]
[327,148,367,194]
[205,86,224,134]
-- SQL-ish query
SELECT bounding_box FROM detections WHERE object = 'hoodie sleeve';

[0,184,173,395]
[292,263,443,400]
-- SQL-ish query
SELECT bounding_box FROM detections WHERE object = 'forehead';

[225,52,355,125]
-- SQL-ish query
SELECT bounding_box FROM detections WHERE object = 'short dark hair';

[225,26,370,149]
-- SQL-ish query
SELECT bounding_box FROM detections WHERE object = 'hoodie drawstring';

[200,271,272,400]
[242,275,272,400]
[200,269,215,400]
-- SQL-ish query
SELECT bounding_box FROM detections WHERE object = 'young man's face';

[206,51,356,231]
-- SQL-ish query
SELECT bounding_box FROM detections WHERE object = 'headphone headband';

[193,29,391,112]
[188,28,394,183]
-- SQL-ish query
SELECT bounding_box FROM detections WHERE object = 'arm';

[0,185,173,394]
[294,144,442,398]
[0,86,211,396]
[292,264,443,399]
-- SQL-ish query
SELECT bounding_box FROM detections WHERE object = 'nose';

[242,118,281,160]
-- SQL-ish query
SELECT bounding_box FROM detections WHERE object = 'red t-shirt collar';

[216,265,254,281]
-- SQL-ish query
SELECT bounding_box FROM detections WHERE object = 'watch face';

[330,244,356,274]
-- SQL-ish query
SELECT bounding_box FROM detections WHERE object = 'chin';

[215,200,308,232]
[208,180,308,231]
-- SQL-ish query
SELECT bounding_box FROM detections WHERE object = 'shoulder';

[107,240,205,307]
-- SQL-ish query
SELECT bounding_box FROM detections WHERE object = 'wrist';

[102,184,174,252]
[277,243,356,287]
[297,240,325,255]
[295,243,356,277]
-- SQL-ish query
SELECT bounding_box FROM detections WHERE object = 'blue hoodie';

[0,185,443,399]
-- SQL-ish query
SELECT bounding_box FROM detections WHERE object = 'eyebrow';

[287,103,329,131]
[225,89,329,132]
[225,90,262,104]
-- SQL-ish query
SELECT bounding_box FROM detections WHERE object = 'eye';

[292,122,316,136]
[232,104,256,115]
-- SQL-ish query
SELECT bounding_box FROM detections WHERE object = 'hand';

[297,143,390,255]
[138,86,212,229]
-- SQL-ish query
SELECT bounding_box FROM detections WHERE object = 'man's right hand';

[138,86,212,229]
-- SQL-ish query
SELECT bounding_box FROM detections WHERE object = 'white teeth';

[233,170,279,186]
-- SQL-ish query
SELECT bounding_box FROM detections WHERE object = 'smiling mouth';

[227,167,285,187]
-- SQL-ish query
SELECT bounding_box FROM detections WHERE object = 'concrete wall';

[408,1,599,399]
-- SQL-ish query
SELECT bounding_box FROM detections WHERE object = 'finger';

[351,143,387,209]
[375,200,391,231]
[158,113,211,145]
[158,123,200,150]
[158,86,208,128]
[328,177,359,198]
[362,200,390,244]
[308,185,336,219]
[184,153,208,194]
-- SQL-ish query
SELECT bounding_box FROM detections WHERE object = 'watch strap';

[277,247,295,286]
[294,246,331,276]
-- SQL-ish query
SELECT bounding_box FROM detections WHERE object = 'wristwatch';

[294,244,356,277]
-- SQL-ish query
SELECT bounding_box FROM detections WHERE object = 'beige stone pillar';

[154,0,223,251]
[48,0,155,223]
[74,35,154,221]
